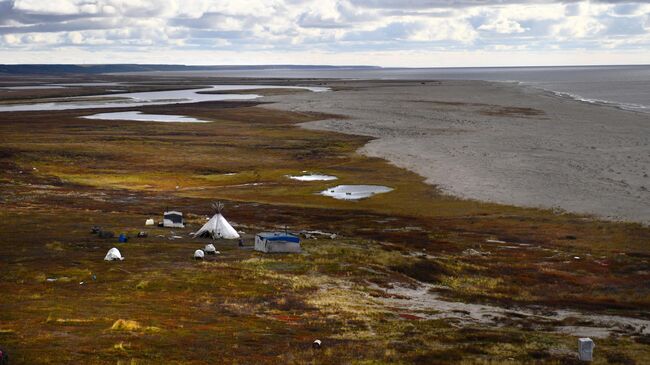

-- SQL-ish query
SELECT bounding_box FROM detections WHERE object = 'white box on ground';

[578,338,594,361]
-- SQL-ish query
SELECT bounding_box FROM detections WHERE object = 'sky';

[0,0,649,67]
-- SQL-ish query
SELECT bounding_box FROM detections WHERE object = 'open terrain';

[265,80,650,224]
[0,75,649,364]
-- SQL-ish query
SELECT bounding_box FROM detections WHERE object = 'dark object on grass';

[312,340,322,349]
[0,347,8,365]
[163,210,185,228]
[90,226,101,234]
[137,231,148,238]
[118,233,128,243]
[238,238,244,247]
[565,235,577,240]
[98,230,114,239]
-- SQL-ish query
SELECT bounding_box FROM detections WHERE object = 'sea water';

[150,65,650,113]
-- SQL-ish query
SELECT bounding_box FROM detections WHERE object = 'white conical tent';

[193,213,240,239]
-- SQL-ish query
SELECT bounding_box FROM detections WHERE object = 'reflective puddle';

[321,185,393,200]
[82,111,211,123]
[288,174,338,181]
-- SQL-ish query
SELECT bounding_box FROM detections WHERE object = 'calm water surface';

[149,65,650,113]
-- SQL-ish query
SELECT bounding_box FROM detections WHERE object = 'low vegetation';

[0,76,648,364]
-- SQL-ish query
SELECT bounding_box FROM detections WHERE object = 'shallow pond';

[320,185,393,200]
[0,84,329,112]
[2,86,66,90]
[288,174,338,181]
[52,82,124,87]
[82,111,211,123]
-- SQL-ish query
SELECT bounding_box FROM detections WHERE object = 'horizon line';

[1,63,649,69]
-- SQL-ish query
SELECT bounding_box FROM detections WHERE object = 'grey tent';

[255,232,301,253]
[163,211,184,228]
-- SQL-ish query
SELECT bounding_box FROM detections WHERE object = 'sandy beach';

[266,80,650,224]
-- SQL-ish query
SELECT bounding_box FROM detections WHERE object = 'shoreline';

[264,79,650,224]
[514,81,650,115]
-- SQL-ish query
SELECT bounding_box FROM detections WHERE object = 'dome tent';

[204,244,218,254]
[104,247,124,261]
[193,202,240,240]
[194,249,205,260]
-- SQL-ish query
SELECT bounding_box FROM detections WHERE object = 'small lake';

[0,84,329,112]
[321,185,393,200]
[53,82,124,87]
[288,174,338,181]
[82,111,211,123]
[2,86,66,90]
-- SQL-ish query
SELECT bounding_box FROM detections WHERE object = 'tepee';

[193,202,240,239]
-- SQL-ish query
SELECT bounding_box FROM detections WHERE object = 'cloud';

[0,0,647,65]
[479,18,527,34]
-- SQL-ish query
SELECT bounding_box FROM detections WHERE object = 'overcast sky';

[1,0,649,67]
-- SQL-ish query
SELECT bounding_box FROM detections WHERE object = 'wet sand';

[265,80,650,224]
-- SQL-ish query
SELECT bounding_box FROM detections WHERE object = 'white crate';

[578,338,594,361]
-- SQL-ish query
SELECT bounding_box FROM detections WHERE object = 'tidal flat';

[0,74,649,364]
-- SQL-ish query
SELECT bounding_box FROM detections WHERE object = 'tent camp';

[104,247,124,261]
[255,232,301,253]
[193,202,240,239]
[163,211,184,228]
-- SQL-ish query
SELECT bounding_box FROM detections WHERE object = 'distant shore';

[266,79,650,224]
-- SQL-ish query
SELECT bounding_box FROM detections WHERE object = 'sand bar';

[266,80,650,224]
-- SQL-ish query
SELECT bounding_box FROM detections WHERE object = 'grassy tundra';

[0,76,649,364]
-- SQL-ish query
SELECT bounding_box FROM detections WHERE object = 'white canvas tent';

[104,247,124,261]
[204,244,218,254]
[192,202,240,240]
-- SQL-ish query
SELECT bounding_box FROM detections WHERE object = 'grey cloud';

[298,12,350,28]
[599,14,648,34]
[349,0,641,9]
[0,0,96,26]
[297,1,376,29]
[342,22,415,41]
[565,3,581,16]
[381,9,454,17]
[0,0,648,56]
[188,29,249,40]
[171,13,243,29]
[0,18,118,34]
[610,3,643,15]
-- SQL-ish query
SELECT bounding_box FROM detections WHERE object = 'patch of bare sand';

[265,80,650,224]
[370,282,650,339]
